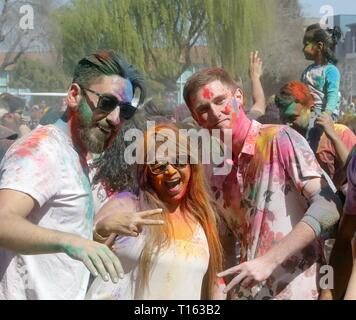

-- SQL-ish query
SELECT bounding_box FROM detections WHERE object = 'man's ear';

[66,83,81,110]
[234,88,244,106]
[190,108,200,123]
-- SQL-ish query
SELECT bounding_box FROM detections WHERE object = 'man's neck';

[230,109,252,157]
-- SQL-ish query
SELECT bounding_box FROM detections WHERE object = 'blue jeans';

[306,107,338,153]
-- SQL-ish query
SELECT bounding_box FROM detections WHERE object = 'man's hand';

[249,51,263,80]
[217,255,276,293]
[315,112,336,139]
[95,199,164,238]
[62,235,124,283]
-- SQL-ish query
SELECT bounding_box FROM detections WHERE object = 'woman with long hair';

[86,123,223,300]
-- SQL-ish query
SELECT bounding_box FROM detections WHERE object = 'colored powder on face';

[113,78,133,103]
[231,98,239,125]
[202,87,213,100]
[224,104,232,113]
[78,99,93,125]
[232,98,239,113]
[231,112,237,125]
[299,108,310,128]
[281,101,299,119]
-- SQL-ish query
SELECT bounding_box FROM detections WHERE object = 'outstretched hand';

[217,255,276,293]
[249,51,263,80]
[95,199,164,238]
[63,235,124,284]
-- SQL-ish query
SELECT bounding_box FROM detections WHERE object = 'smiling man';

[0,50,145,300]
[183,67,341,300]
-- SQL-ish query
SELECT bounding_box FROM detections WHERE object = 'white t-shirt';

[86,192,210,300]
[0,123,94,300]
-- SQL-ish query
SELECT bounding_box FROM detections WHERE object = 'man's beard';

[79,125,107,154]
[77,100,108,154]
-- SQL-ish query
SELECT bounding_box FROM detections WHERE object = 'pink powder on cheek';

[231,112,237,126]
[225,104,232,113]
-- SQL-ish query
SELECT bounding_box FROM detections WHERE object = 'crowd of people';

[0,23,355,300]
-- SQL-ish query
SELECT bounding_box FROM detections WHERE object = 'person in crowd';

[183,67,341,300]
[321,146,356,300]
[86,123,224,300]
[275,81,356,189]
[301,24,342,151]
[0,125,18,162]
[339,114,356,136]
[0,49,146,300]
[28,105,43,130]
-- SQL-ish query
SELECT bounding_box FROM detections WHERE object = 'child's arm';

[325,65,341,114]
[315,113,351,168]
[248,51,266,118]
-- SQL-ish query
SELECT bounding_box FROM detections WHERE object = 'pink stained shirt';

[211,121,327,300]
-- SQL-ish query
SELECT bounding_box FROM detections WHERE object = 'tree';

[52,0,275,93]
[9,57,69,92]
[261,0,307,97]
[206,0,275,79]
[0,0,56,72]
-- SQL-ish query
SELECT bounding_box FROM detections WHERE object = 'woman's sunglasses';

[148,161,188,175]
[79,86,138,120]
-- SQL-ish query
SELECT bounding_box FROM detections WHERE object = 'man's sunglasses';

[80,86,138,120]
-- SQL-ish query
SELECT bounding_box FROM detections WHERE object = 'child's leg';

[306,107,323,153]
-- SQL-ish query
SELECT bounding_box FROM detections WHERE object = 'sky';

[299,0,356,17]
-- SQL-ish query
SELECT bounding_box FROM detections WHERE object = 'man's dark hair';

[72,49,146,106]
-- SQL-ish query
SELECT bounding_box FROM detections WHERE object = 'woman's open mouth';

[165,178,182,193]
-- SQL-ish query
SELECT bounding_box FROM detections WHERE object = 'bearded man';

[0,50,145,300]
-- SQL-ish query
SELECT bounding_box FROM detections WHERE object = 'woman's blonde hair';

[136,123,223,299]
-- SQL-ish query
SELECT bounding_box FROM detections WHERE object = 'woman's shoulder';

[109,191,140,209]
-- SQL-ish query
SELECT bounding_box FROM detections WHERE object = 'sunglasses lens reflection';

[119,103,137,120]
[99,95,118,113]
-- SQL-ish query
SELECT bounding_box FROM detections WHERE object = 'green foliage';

[52,0,144,77]
[53,0,210,92]
[52,0,291,94]
[9,58,69,92]
[206,0,275,79]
